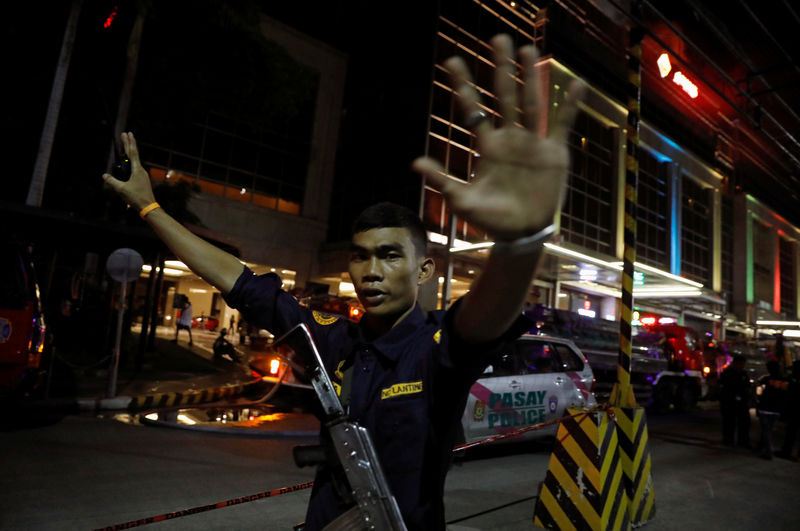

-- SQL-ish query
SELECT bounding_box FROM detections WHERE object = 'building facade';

[419,0,800,339]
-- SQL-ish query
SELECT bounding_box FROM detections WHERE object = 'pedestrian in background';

[719,354,751,448]
[777,359,800,461]
[173,299,193,346]
[755,360,788,459]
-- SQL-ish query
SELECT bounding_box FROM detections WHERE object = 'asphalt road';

[1,403,799,530]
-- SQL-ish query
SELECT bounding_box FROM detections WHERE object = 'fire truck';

[535,308,709,412]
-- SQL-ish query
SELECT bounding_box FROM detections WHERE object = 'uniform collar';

[358,304,426,362]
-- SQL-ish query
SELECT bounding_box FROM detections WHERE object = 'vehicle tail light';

[269,358,281,375]
[590,378,596,393]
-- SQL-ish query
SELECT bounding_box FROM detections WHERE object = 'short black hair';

[353,202,427,258]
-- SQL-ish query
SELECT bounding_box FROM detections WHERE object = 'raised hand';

[102,132,156,211]
[412,34,584,241]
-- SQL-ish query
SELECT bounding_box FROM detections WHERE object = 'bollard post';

[608,2,656,526]
[105,248,143,398]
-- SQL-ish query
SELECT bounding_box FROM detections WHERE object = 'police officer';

[719,354,752,448]
[102,35,584,530]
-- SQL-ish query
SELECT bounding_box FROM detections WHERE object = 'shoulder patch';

[313,311,339,326]
[433,329,441,344]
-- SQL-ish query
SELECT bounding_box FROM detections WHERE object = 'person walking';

[719,354,752,448]
[173,299,193,346]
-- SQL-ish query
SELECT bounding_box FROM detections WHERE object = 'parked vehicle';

[536,308,707,412]
[0,245,47,398]
[191,315,219,331]
[460,334,596,444]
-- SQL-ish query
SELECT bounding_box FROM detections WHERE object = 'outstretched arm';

[102,132,244,294]
[413,35,584,344]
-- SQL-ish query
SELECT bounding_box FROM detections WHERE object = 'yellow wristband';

[139,202,160,219]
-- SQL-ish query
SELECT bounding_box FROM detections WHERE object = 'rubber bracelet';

[492,224,556,256]
[139,202,161,219]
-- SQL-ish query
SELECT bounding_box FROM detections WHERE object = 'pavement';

[27,325,265,414]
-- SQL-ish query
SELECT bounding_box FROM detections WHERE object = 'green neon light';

[747,214,754,303]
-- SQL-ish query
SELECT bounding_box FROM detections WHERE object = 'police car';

[461,334,596,443]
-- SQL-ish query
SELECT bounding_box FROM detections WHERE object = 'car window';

[485,344,517,377]
[551,343,584,371]
[0,251,29,310]
[515,341,557,374]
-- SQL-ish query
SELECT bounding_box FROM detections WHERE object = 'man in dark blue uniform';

[103,34,584,530]
[223,203,532,528]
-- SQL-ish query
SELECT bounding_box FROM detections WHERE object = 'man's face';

[348,227,429,321]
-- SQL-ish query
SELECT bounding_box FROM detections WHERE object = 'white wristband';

[492,224,556,256]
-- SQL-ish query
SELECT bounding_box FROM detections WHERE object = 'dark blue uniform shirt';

[224,267,528,530]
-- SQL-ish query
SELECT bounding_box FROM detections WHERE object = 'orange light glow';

[703,366,711,375]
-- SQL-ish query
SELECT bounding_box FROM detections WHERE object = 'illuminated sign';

[672,71,698,98]
[657,53,671,77]
[656,53,699,99]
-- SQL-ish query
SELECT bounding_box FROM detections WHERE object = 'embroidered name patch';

[381,381,423,399]
[313,311,339,325]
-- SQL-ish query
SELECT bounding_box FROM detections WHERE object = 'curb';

[75,377,263,412]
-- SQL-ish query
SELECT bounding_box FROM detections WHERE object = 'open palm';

[413,35,584,241]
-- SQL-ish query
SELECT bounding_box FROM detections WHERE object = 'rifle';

[272,324,407,531]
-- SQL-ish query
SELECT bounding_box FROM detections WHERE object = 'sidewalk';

[37,325,261,412]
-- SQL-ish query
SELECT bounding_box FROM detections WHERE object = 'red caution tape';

[453,406,608,451]
[94,481,314,530]
[96,407,611,529]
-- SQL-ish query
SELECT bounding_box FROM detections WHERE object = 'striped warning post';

[609,6,643,412]
[128,379,259,411]
[533,408,629,530]
[613,407,655,525]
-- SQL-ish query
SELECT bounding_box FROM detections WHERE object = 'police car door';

[462,339,558,442]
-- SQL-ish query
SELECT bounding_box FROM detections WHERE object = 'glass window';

[780,237,796,317]
[753,221,774,306]
[515,341,556,374]
[721,195,734,306]
[551,343,584,372]
[488,345,517,377]
[680,175,711,284]
[561,111,615,255]
[0,251,28,310]
[636,150,669,269]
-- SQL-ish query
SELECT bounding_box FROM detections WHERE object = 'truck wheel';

[673,382,696,413]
